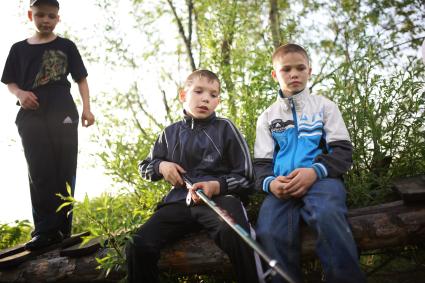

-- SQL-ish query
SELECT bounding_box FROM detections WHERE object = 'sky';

[0,1,114,224]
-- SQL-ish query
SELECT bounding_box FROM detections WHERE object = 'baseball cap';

[30,0,60,8]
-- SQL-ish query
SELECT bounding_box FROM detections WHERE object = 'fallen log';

[1,200,425,283]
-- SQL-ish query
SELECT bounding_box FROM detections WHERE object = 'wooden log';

[392,175,425,204]
[1,200,425,282]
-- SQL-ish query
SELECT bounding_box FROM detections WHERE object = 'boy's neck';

[280,88,305,98]
[183,110,216,120]
[28,32,57,44]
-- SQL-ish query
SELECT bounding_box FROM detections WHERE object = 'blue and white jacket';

[254,88,353,193]
[139,111,254,203]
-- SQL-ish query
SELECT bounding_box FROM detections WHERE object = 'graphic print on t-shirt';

[33,50,68,88]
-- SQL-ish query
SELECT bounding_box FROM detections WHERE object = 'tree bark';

[1,201,425,282]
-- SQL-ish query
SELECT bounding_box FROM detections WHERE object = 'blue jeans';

[256,178,366,283]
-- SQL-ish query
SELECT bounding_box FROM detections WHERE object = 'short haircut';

[272,43,310,65]
[184,69,221,91]
[30,0,59,9]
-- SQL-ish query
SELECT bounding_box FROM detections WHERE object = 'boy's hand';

[81,109,95,127]
[159,161,186,187]
[283,168,317,198]
[270,176,291,199]
[16,90,39,110]
[188,181,220,204]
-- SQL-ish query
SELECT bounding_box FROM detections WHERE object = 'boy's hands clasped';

[270,168,317,199]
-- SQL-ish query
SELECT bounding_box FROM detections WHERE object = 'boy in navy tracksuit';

[126,70,261,283]
[1,0,94,249]
[254,44,365,283]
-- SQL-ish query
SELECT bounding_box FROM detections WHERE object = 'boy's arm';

[139,130,176,182]
[313,140,353,177]
[7,83,39,110]
[139,133,165,182]
[200,120,254,198]
[312,101,353,179]
[77,78,95,127]
[253,112,276,193]
[219,121,255,197]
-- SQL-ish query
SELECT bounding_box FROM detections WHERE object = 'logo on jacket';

[269,119,294,133]
[203,155,214,163]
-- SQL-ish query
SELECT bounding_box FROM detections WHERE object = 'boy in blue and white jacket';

[254,44,365,283]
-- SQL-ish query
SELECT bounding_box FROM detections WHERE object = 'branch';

[124,95,148,138]
[384,36,425,51]
[166,0,197,71]
[133,84,164,130]
[310,28,341,90]
[187,0,193,44]
[160,89,173,124]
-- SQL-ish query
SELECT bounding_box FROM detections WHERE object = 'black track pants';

[126,196,261,283]
[15,86,79,237]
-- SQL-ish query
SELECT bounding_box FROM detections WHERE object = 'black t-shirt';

[1,36,87,92]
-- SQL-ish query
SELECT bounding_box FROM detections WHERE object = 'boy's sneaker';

[25,232,63,250]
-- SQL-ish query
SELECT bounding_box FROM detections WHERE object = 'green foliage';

[361,246,425,283]
[0,220,31,250]
[337,57,424,206]
[319,32,425,207]
[59,181,169,276]
[301,245,425,282]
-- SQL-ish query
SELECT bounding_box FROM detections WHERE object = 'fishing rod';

[183,175,296,283]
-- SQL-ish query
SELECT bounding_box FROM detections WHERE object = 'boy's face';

[272,52,311,96]
[179,76,220,119]
[28,4,60,36]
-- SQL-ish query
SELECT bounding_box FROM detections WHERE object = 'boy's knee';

[126,235,159,258]
[125,240,135,258]
[217,195,244,213]
[216,221,236,239]
[314,207,343,224]
[311,208,353,240]
[256,226,282,243]
[319,178,346,195]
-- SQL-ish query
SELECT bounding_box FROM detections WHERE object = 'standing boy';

[126,70,261,283]
[254,44,365,283]
[1,0,95,249]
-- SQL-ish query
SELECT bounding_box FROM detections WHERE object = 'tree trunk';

[269,0,281,48]
[1,201,425,282]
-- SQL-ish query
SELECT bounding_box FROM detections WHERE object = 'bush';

[0,220,32,249]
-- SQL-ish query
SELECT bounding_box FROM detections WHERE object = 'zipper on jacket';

[290,98,298,172]
[191,117,194,129]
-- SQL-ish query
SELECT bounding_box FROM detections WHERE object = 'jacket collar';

[182,110,216,129]
[277,88,309,112]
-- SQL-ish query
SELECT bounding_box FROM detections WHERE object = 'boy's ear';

[178,89,186,102]
[271,69,278,81]
[28,10,33,21]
